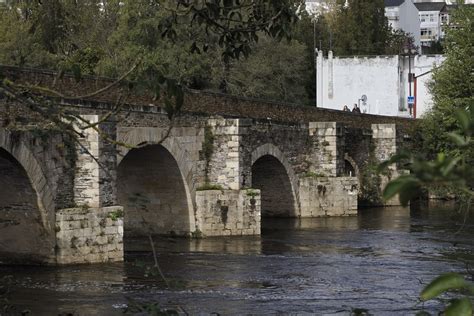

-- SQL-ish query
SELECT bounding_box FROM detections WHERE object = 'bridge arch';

[250,144,300,218]
[0,130,55,263]
[344,153,360,179]
[116,129,195,237]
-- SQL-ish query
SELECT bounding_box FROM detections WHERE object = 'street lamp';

[401,47,418,116]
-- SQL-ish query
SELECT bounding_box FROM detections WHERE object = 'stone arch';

[116,128,195,236]
[0,129,55,263]
[117,128,195,194]
[250,144,300,217]
[0,129,54,230]
[344,153,360,179]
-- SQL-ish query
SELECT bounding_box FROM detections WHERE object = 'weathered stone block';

[55,206,124,264]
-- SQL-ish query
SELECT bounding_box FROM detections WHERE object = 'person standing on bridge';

[352,104,361,114]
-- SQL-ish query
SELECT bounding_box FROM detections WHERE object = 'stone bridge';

[0,67,413,264]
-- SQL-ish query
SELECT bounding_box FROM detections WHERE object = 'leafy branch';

[379,107,473,206]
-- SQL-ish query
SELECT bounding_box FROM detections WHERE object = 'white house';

[316,51,445,118]
[384,0,422,48]
[414,2,448,47]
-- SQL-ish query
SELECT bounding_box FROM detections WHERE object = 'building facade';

[316,51,445,118]
[385,0,422,48]
[414,2,448,47]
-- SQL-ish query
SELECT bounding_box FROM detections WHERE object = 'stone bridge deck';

[0,66,414,264]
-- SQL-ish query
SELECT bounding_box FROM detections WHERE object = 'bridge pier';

[298,122,359,217]
[371,124,403,206]
[198,118,261,236]
[195,189,260,236]
[55,115,124,264]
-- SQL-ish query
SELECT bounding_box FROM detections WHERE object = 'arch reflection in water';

[117,144,193,238]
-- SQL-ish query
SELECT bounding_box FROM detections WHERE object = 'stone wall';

[74,115,101,208]
[308,122,345,177]
[345,127,372,175]
[241,121,310,211]
[300,177,359,217]
[206,118,245,190]
[195,190,260,236]
[55,206,123,264]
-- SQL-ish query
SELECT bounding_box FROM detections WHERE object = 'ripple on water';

[1,206,473,315]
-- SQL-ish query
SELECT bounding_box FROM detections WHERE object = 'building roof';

[385,0,405,7]
[414,2,447,12]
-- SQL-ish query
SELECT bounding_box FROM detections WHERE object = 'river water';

[1,204,473,315]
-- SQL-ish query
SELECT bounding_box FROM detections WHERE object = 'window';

[429,14,435,22]
[421,28,433,38]
[441,14,448,24]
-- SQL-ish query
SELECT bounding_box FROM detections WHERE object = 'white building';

[384,0,422,48]
[316,51,445,118]
[305,0,326,14]
[414,2,448,47]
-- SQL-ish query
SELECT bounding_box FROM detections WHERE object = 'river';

[1,204,473,315]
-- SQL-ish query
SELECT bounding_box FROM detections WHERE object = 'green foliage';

[381,107,473,206]
[419,273,474,316]
[307,0,413,57]
[108,209,124,221]
[419,4,474,164]
[222,37,311,104]
[360,141,384,206]
[379,8,474,312]
[163,0,299,63]
[304,171,325,178]
[381,4,474,201]
[332,0,390,55]
[420,273,472,301]
[246,189,260,197]
[359,162,383,206]
[196,183,224,191]
[202,124,215,182]
[191,229,203,239]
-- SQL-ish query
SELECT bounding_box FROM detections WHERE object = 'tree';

[306,0,413,56]
[0,0,109,72]
[380,6,474,314]
[0,0,301,145]
[419,3,473,165]
[222,37,311,104]
[331,0,390,56]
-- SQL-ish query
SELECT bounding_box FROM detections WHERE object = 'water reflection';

[1,204,473,315]
[125,235,263,255]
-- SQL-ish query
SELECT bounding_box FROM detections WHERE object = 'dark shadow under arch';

[251,155,296,218]
[0,148,54,264]
[117,144,193,237]
[344,154,360,178]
